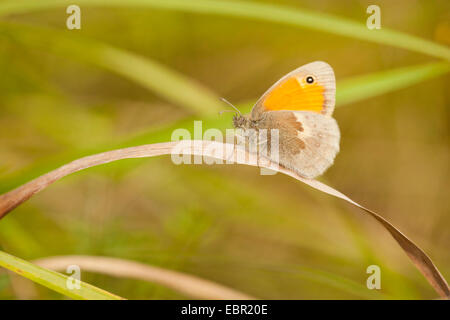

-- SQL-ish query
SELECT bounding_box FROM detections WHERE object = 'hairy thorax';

[232,114,252,129]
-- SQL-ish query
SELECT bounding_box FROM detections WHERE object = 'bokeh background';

[0,0,449,299]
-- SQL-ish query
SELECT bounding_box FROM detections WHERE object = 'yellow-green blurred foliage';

[0,0,449,299]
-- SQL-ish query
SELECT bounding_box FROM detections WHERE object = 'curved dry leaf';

[34,255,255,300]
[0,140,448,299]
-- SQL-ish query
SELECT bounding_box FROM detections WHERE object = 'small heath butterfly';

[232,61,340,178]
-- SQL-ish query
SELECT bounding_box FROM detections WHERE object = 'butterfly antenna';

[219,97,242,116]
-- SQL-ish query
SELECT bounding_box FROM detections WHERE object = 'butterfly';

[232,61,340,179]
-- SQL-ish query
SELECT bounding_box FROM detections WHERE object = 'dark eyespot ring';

[306,76,315,84]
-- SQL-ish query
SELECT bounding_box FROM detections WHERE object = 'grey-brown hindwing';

[255,111,340,178]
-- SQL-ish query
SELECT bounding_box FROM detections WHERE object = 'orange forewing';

[262,76,325,114]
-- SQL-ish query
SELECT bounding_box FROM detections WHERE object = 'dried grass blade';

[0,141,448,298]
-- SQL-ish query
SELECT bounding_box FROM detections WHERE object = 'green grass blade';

[0,250,124,299]
[337,62,450,106]
[0,0,448,60]
[0,22,222,116]
[0,61,448,194]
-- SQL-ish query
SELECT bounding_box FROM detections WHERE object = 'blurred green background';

[0,0,449,299]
